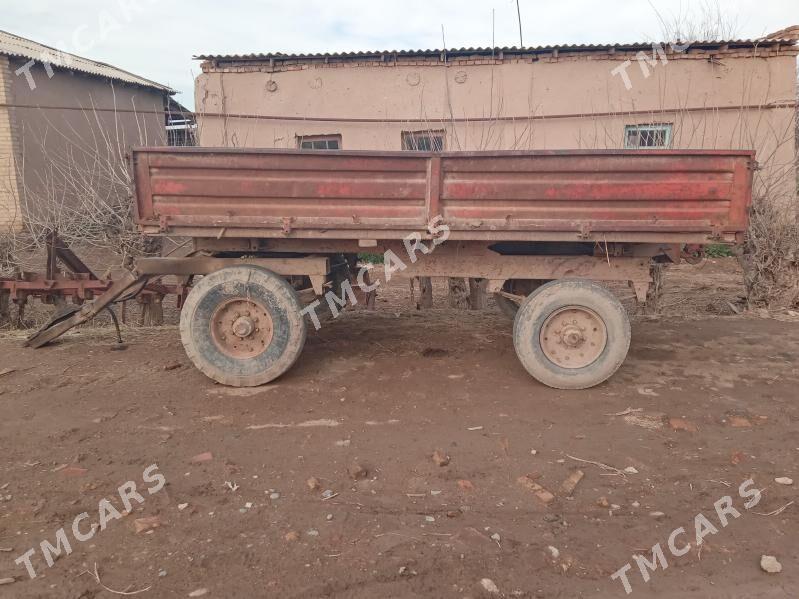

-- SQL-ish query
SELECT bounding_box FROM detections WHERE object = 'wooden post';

[448,278,470,308]
[642,264,664,316]
[417,277,433,309]
[151,294,164,326]
[139,294,165,326]
[468,278,488,310]
[14,297,26,328]
[0,291,9,326]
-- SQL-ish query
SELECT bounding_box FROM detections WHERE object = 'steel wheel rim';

[210,298,274,359]
[539,306,607,369]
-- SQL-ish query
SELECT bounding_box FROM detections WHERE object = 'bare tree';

[648,0,740,42]
[1,100,163,279]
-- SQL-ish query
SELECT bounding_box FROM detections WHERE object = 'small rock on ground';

[432,449,450,467]
[760,555,782,573]
[348,462,368,480]
[457,479,475,491]
[480,578,500,593]
[134,516,162,534]
[190,452,213,463]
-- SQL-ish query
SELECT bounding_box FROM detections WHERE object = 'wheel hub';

[560,324,585,348]
[540,306,607,369]
[232,316,255,338]
[210,299,273,359]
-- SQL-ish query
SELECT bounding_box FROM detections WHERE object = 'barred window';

[297,134,341,150]
[401,130,445,152]
[624,124,673,149]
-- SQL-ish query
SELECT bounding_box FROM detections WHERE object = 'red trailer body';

[131,148,754,244]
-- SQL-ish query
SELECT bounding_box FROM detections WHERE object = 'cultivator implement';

[1,233,187,346]
[23,270,150,348]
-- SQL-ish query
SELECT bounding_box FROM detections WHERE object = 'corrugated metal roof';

[195,37,798,62]
[0,29,174,93]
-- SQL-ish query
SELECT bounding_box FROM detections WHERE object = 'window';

[297,134,341,150]
[624,124,673,149]
[166,119,197,147]
[401,130,445,152]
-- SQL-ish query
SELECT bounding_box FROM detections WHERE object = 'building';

[0,30,177,233]
[194,28,798,207]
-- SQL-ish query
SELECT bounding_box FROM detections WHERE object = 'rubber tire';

[513,279,630,389]
[495,279,545,319]
[180,265,307,387]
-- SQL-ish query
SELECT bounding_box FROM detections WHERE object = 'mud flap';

[24,271,149,349]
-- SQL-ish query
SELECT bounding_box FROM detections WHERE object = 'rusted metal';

[45,232,97,281]
[24,271,148,348]
[0,233,177,308]
[540,306,607,369]
[425,155,442,224]
[210,298,274,359]
[132,147,754,244]
[134,256,330,277]
[0,233,108,307]
[141,223,736,244]
[1,273,111,304]
[365,246,651,285]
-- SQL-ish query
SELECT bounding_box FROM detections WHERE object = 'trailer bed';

[132,148,754,244]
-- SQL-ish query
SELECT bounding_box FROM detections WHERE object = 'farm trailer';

[26,148,754,389]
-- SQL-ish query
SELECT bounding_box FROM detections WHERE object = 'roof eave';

[193,37,798,63]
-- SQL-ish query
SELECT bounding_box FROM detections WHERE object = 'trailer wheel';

[495,279,544,318]
[180,265,306,387]
[513,279,630,389]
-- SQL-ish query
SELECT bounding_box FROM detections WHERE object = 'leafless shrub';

[742,197,799,308]
[0,236,17,278]
[0,101,163,276]
[647,2,799,309]
[741,61,799,310]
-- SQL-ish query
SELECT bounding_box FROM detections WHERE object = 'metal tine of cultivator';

[24,271,149,349]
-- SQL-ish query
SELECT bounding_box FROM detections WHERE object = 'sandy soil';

[0,258,797,598]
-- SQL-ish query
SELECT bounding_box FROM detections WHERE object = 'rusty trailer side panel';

[132,148,754,243]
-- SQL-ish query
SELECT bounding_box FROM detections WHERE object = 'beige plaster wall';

[196,49,798,205]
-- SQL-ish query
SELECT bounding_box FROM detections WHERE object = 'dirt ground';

[1,258,797,598]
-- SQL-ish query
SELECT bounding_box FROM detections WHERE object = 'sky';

[2,0,797,108]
